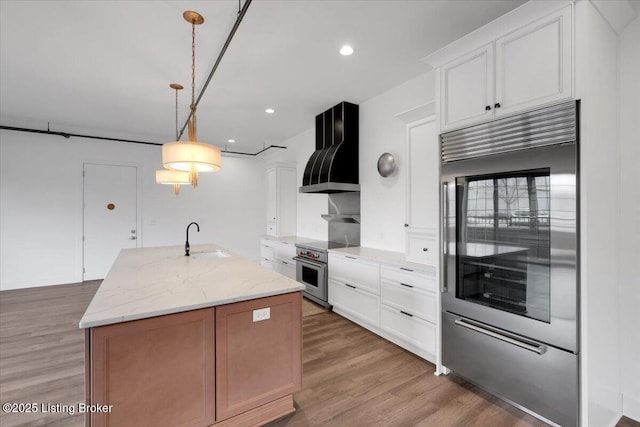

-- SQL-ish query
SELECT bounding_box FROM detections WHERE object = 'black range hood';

[300,101,359,193]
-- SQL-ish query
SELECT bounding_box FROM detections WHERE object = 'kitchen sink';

[192,251,231,259]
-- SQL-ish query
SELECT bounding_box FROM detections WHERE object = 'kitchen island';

[80,244,304,427]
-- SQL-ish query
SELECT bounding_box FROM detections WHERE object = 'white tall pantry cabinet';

[424,0,636,425]
[266,163,296,237]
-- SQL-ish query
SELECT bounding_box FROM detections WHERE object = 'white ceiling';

[0,0,526,153]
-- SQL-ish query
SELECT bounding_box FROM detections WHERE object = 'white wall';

[575,1,622,425]
[359,71,435,250]
[0,130,265,290]
[264,70,435,250]
[618,15,640,423]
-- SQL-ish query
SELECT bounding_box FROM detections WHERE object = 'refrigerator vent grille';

[440,100,578,163]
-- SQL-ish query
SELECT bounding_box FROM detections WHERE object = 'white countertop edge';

[328,247,437,274]
[79,284,305,329]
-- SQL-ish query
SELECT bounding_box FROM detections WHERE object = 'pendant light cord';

[175,87,179,141]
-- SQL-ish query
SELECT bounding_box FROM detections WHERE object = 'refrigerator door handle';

[441,181,449,293]
[454,318,547,355]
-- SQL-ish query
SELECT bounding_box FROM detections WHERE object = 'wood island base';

[84,292,302,427]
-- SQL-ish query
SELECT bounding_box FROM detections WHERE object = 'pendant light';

[156,84,190,195]
[162,11,221,187]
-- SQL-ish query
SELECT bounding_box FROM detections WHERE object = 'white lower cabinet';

[259,238,296,279]
[329,279,380,328]
[275,259,296,280]
[328,252,439,365]
[380,305,436,357]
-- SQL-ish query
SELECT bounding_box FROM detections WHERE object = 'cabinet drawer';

[260,259,274,271]
[274,243,295,263]
[329,279,380,327]
[406,234,437,265]
[381,265,436,292]
[381,281,436,323]
[380,305,435,356]
[328,253,380,295]
[260,243,274,261]
[275,260,296,280]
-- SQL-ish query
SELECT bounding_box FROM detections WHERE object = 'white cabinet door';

[265,165,296,236]
[266,168,277,224]
[495,6,572,116]
[406,118,438,231]
[277,167,297,236]
[440,44,494,131]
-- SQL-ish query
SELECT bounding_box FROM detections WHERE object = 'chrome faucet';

[185,222,200,256]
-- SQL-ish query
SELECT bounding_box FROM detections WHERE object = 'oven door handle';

[454,318,547,355]
[293,256,326,268]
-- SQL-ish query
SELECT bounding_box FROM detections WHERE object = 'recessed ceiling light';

[265,108,275,114]
[227,139,235,143]
[339,45,354,56]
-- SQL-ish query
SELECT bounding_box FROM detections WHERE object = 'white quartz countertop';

[328,247,436,273]
[79,244,305,329]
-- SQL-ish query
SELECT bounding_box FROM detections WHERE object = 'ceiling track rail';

[178,0,253,140]
[0,125,286,157]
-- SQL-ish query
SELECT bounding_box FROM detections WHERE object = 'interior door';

[83,163,138,280]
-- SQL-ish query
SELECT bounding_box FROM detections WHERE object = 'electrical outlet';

[253,307,270,322]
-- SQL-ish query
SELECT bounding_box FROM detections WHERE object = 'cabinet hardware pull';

[345,256,357,260]
[494,102,501,109]
[400,267,413,272]
[345,284,356,289]
[404,223,409,227]
[400,283,414,288]
[485,105,491,111]
[423,247,428,252]
[400,310,414,317]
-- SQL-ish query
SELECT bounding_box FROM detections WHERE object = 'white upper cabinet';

[494,6,572,116]
[438,4,573,132]
[441,45,494,131]
[266,164,297,237]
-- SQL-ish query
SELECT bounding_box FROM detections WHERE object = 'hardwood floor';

[1,283,637,427]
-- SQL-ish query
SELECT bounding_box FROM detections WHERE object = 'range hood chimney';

[299,101,359,194]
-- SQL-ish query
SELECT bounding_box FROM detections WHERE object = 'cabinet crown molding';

[421,0,573,68]
[394,102,436,124]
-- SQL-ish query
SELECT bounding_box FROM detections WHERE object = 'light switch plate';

[253,307,270,322]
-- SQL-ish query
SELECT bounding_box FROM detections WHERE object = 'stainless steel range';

[294,241,354,309]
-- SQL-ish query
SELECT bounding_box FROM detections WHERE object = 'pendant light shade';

[162,141,221,172]
[160,10,221,188]
[155,169,190,195]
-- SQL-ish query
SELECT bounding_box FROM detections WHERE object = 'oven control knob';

[311,253,317,259]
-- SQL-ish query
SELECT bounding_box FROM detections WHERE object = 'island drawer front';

[215,292,302,422]
[380,305,436,356]
[381,280,437,323]
[329,279,380,328]
[89,308,215,427]
[381,265,436,292]
[328,253,380,295]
